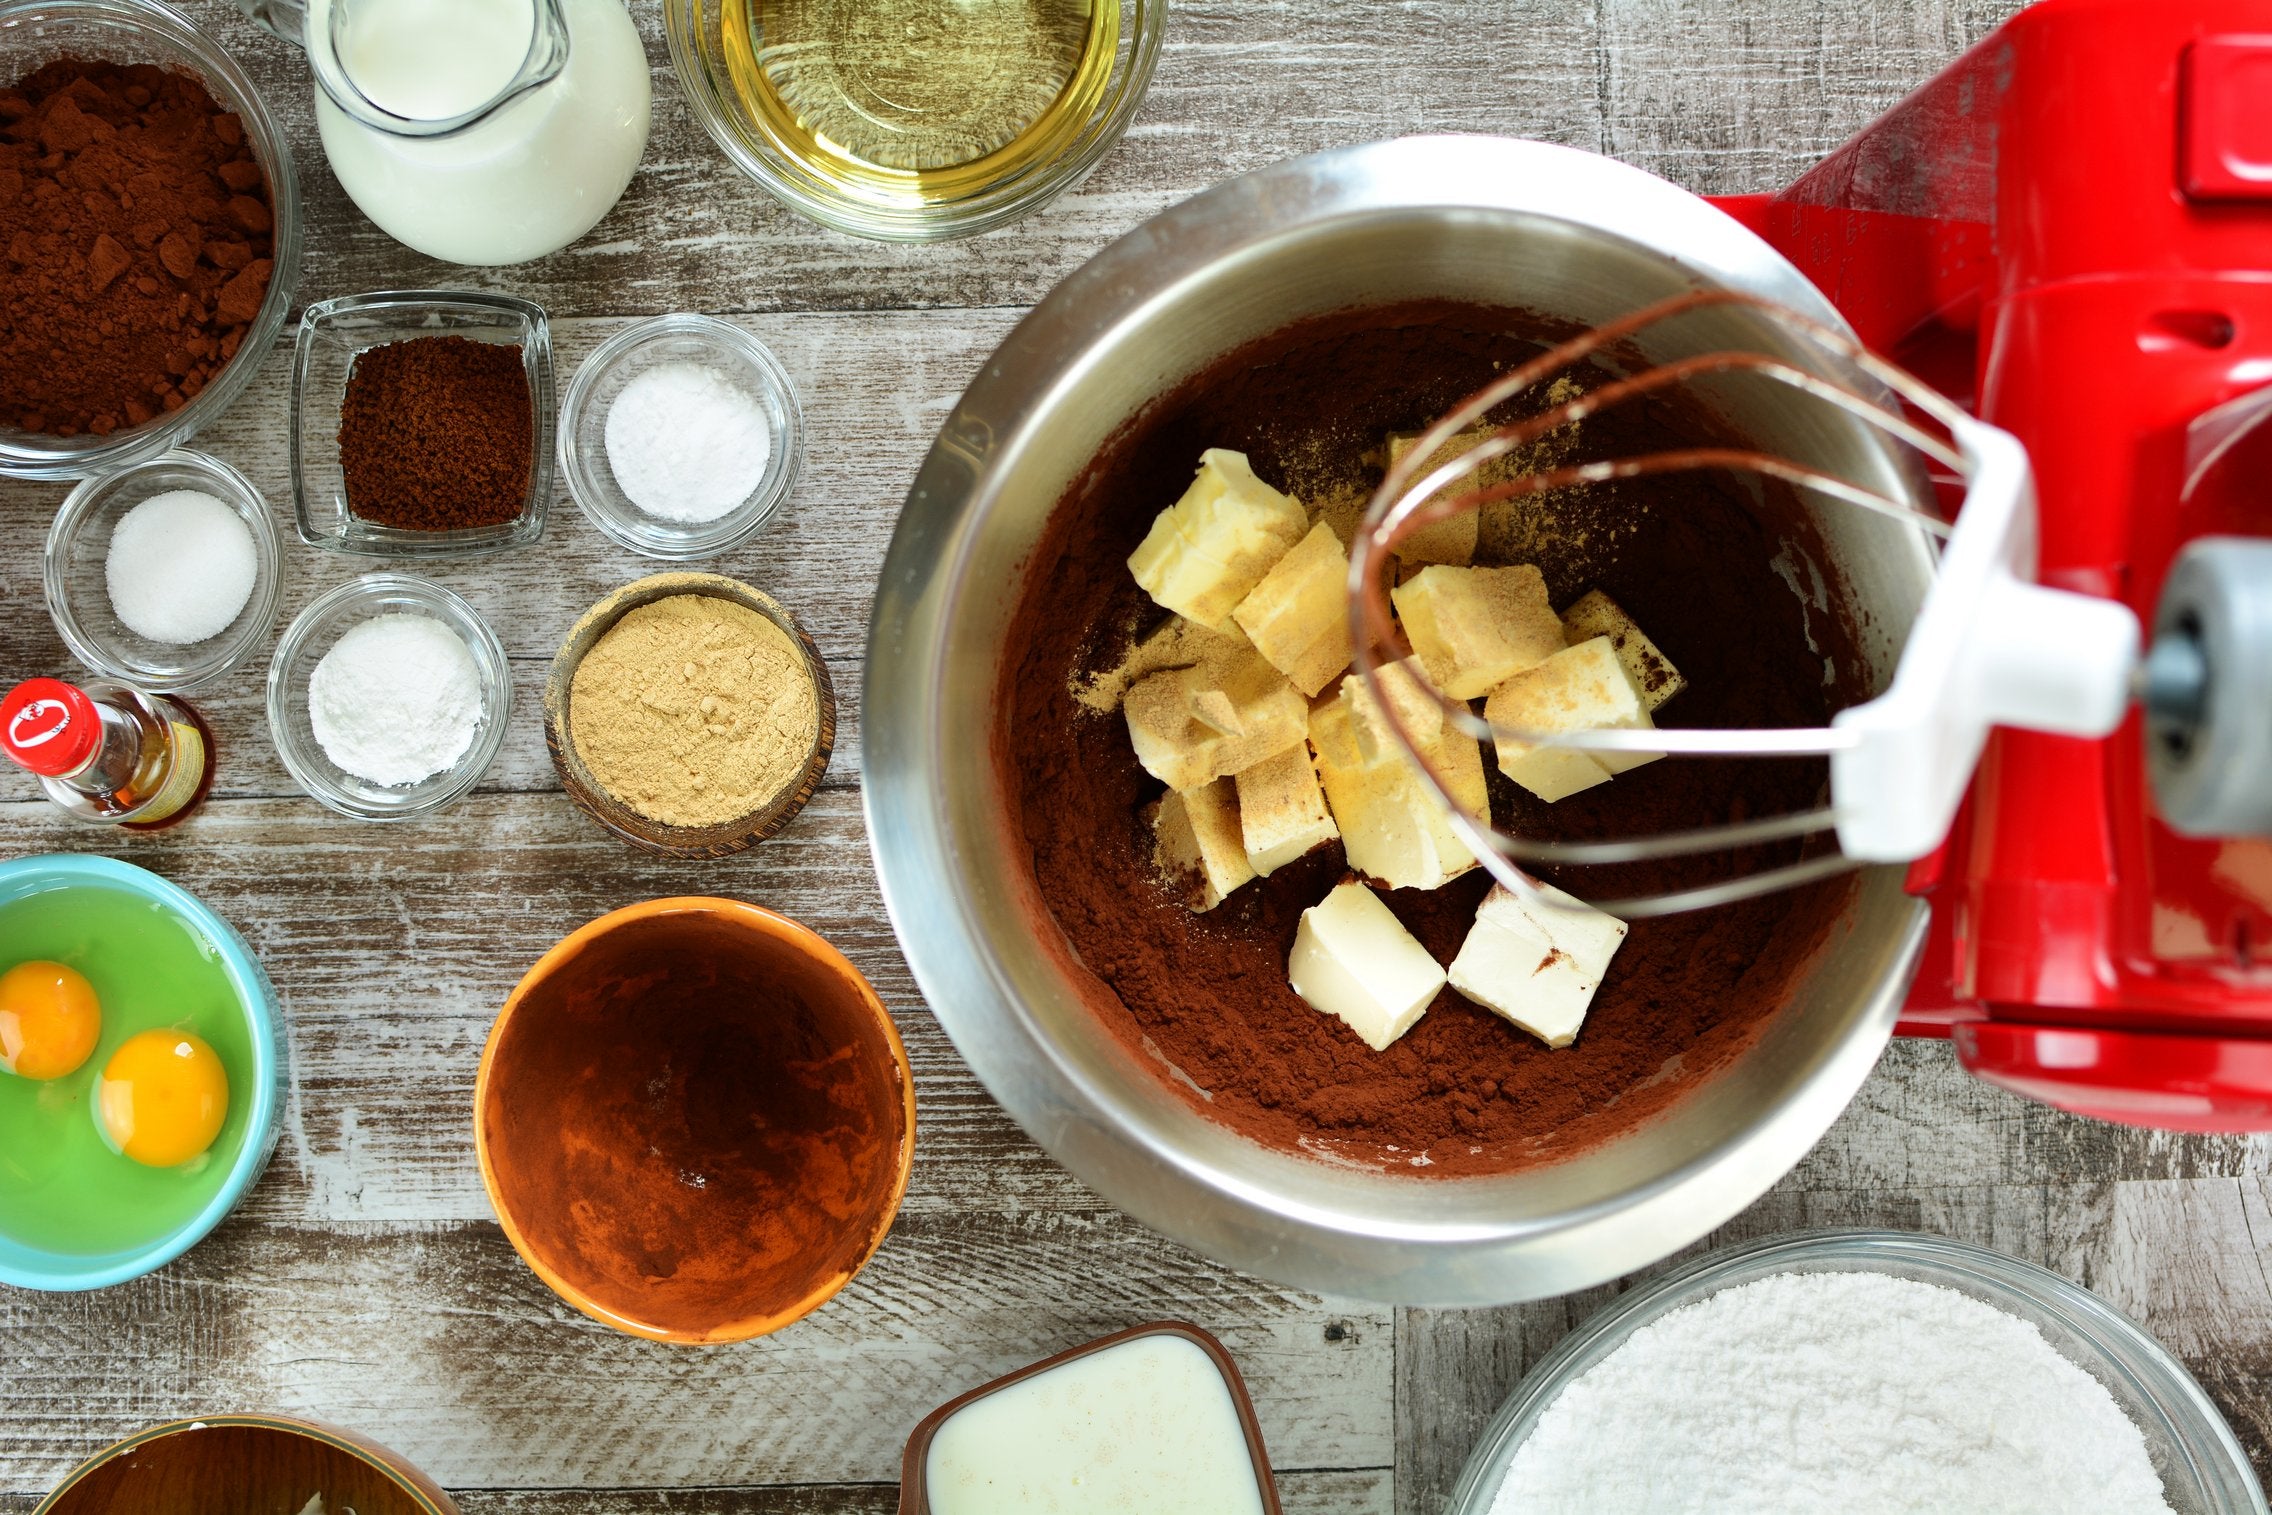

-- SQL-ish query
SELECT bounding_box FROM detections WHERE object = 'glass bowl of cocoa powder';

[0,0,301,480]
[290,290,554,558]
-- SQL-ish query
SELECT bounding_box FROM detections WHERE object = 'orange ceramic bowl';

[39,1414,457,1515]
[475,897,915,1344]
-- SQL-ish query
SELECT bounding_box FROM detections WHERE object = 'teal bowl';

[0,855,283,1290]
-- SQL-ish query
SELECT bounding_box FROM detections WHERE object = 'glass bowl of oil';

[664,0,1163,240]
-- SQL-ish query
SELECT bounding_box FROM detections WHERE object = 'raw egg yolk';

[0,959,101,1080]
[94,1028,228,1168]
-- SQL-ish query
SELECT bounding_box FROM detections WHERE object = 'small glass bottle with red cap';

[0,677,215,830]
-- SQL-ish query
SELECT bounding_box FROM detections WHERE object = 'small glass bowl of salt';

[558,313,805,560]
[266,574,512,822]
[44,449,284,694]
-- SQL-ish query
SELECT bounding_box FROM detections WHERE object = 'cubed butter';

[1448,881,1629,1047]
[1313,671,1478,891]
[1075,616,1254,714]
[1482,636,1651,802]
[1128,449,1309,630]
[1393,564,1565,699]
[1561,588,1686,711]
[1236,743,1339,876]
[1147,779,1255,912]
[1288,879,1448,1051]
[1383,430,1487,565]
[1231,521,1354,696]
[1124,647,1310,792]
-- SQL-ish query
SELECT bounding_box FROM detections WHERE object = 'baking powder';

[308,613,483,787]
[603,360,772,523]
[1492,1269,2176,1515]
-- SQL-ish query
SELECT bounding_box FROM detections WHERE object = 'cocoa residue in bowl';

[998,302,1860,1175]
[0,58,274,437]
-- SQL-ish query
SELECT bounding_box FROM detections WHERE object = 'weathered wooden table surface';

[7,1,2271,1511]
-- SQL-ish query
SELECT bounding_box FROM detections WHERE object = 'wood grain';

[13,4,2267,1515]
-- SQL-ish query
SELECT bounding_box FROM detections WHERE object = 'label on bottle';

[131,720,207,825]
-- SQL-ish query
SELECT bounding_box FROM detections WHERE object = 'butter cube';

[1232,521,1354,697]
[1128,449,1310,630]
[1383,430,1486,565]
[1288,879,1448,1051]
[1125,647,1309,792]
[1340,658,1490,826]
[1437,724,1491,826]
[1313,669,1478,891]
[1077,616,1254,714]
[1393,564,1566,700]
[1448,882,1629,1047]
[1235,743,1339,875]
[1483,637,1649,802]
[1147,779,1255,912]
[1561,589,1685,711]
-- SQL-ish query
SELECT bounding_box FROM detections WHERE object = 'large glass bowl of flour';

[1446,1230,2265,1515]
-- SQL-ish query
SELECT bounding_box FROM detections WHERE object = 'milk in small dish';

[917,1327,1274,1515]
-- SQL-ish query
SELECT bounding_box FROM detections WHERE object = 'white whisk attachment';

[1348,290,2140,918]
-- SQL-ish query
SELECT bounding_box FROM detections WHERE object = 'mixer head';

[1348,290,2142,920]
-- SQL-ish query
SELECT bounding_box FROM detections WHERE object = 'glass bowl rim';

[43,448,285,693]
[556,311,806,561]
[1442,1227,2267,1515]
[264,572,512,821]
[0,0,302,480]
[288,289,555,558]
[659,0,1166,242]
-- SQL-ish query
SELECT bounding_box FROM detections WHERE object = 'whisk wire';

[1349,289,1960,915]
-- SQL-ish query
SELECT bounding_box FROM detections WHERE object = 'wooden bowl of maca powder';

[544,573,836,858]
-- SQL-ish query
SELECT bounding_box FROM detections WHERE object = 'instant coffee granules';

[999,302,1860,1176]
[339,335,533,530]
[0,59,275,437]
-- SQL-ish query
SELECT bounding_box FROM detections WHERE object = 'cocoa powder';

[1000,303,1860,1175]
[0,59,274,437]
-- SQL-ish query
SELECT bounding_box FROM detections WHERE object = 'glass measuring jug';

[238,0,651,266]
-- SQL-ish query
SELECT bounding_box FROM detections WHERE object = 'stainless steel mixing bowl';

[866,135,1936,1305]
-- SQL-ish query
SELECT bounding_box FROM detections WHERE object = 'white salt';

[602,359,772,523]
[1491,1269,2177,1515]
[104,489,257,644]
[308,614,483,787]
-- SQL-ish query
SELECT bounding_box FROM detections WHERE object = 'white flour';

[1491,1269,2177,1515]
[308,613,483,787]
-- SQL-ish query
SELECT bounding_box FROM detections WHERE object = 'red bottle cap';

[1,678,99,776]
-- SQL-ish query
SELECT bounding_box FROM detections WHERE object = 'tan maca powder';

[569,593,819,828]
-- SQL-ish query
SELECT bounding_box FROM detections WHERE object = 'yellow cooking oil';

[719,0,1119,200]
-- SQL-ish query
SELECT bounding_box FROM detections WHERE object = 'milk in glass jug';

[240,0,651,266]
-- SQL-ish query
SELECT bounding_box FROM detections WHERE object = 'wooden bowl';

[543,572,835,858]
[38,1414,457,1515]
[474,897,915,1344]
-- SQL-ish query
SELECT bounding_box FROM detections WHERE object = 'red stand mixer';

[1706,0,2272,1130]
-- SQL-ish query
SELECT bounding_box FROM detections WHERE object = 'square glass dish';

[291,291,553,557]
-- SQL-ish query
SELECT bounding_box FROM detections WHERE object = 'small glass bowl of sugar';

[558,313,805,560]
[44,449,285,694]
[266,574,512,822]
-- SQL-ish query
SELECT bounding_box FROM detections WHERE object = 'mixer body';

[1712,0,2272,1129]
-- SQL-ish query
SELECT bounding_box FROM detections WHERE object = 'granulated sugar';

[1492,1269,2176,1515]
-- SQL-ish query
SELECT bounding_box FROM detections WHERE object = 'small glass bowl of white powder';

[1447,1230,2261,1515]
[266,573,511,821]
[43,450,284,692]
[557,313,805,560]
